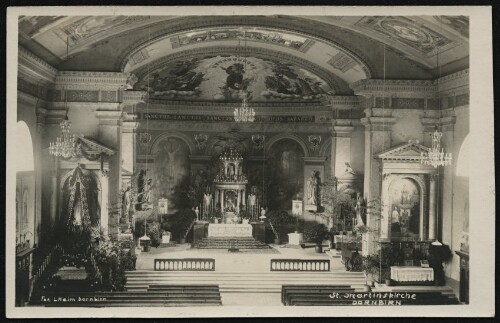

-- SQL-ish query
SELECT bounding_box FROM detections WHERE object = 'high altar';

[213,149,249,224]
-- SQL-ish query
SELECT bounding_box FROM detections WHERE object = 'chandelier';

[234,96,255,122]
[421,127,452,167]
[49,114,78,159]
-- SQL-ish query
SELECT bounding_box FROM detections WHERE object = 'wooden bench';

[30,285,223,307]
[281,289,460,306]
[281,285,355,305]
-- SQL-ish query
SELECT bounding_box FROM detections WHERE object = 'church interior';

[14,14,470,307]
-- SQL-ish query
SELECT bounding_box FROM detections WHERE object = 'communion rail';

[270,259,330,272]
[154,258,216,271]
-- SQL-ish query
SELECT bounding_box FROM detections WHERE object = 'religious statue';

[203,192,212,214]
[259,207,267,221]
[281,149,294,173]
[122,184,131,223]
[194,206,200,220]
[137,178,153,210]
[306,171,318,205]
[344,162,357,175]
[355,193,366,226]
[248,193,256,206]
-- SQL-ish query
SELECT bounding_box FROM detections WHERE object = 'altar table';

[208,224,253,237]
[390,266,434,282]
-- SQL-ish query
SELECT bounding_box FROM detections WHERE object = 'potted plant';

[303,222,329,253]
[267,210,292,245]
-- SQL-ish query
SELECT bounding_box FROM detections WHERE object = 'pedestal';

[305,204,317,212]
[252,222,266,243]
[288,232,304,245]
[194,222,209,243]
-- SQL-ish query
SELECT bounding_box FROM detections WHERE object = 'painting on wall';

[151,137,190,210]
[170,28,315,52]
[266,139,305,210]
[389,178,420,237]
[135,55,334,102]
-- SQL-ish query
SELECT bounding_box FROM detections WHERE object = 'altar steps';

[125,271,367,293]
[193,237,270,249]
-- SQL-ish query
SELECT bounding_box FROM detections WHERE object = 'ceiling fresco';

[19,16,65,37]
[134,55,334,102]
[356,16,458,56]
[53,16,152,47]
[18,15,468,79]
[433,16,469,38]
[170,28,315,53]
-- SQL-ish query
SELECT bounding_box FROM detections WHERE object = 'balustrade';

[154,258,216,271]
[270,259,330,271]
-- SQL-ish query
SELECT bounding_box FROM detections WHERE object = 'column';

[360,109,396,256]
[242,188,246,206]
[380,173,391,240]
[220,190,225,210]
[428,174,437,240]
[96,109,123,239]
[237,190,241,210]
[100,169,109,234]
[332,124,355,179]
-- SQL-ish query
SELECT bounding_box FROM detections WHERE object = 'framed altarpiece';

[377,141,439,243]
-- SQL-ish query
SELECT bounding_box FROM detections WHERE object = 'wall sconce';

[194,133,208,150]
[308,135,322,151]
[252,134,265,150]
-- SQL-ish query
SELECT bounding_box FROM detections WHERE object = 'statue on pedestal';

[306,171,318,206]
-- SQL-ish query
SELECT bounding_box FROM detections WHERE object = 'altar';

[208,224,253,237]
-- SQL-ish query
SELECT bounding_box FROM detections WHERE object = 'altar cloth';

[208,224,253,237]
[390,266,434,282]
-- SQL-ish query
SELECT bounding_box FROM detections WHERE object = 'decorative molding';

[122,91,147,104]
[351,79,435,98]
[265,133,310,157]
[18,46,58,84]
[377,141,429,162]
[141,99,329,112]
[54,71,129,91]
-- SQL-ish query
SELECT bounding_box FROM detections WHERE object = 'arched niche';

[384,175,427,240]
[59,168,101,226]
[149,136,191,210]
[149,132,195,155]
[265,137,306,210]
[14,121,34,173]
[265,133,309,157]
[60,167,102,230]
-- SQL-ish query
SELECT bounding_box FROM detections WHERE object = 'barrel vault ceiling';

[19,15,469,97]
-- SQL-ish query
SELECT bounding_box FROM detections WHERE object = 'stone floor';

[136,243,346,272]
